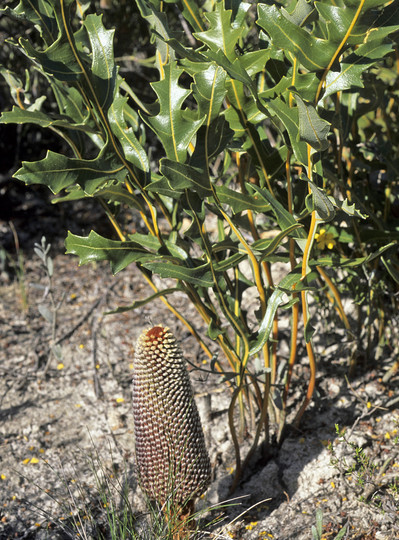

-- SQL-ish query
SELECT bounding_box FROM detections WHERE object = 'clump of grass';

[16,438,236,539]
[33,236,65,373]
[2,222,29,311]
[311,508,347,540]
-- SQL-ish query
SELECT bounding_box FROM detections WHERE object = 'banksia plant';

[132,325,211,522]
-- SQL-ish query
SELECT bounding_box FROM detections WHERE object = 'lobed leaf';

[83,14,117,111]
[14,149,127,195]
[0,106,96,134]
[18,0,82,82]
[257,4,336,72]
[249,272,303,356]
[158,158,212,197]
[108,95,149,172]
[65,230,156,274]
[142,261,213,287]
[293,93,331,152]
[194,1,244,62]
[144,61,204,162]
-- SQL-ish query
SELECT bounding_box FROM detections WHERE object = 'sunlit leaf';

[14,149,127,195]
[293,93,331,151]
[257,3,335,72]
[65,230,156,274]
[142,260,213,287]
[108,95,149,172]
[144,61,204,162]
[83,14,117,111]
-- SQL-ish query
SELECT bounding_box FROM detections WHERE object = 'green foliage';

[329,421,399,512]
[311,508,346,540]
[1,0,399,487]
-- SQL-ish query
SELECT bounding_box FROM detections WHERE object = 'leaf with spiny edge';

[108,94,149,173]
[14,148,127,195]
[194,1,246,62]
[65,230,157,274]
[82,14,117,112]
[257,3,336,72]
[143,61,205,163]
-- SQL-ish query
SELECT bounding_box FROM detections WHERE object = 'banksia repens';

[132,325,211,513]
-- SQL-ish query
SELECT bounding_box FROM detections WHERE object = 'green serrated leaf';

[194,1,243,62]
[144,61,204,162]
[266,97,308,164]
[253,223,304,261]
[142,260,213,287]
[250,272,302,355]
[65,230,156,274]
[157,158,212,197]
[18,0,82,82]
[178,0,206,32]
[293,93,331,151]
[14,149,127,195]
[191,63,227,122]
[0,106,96,134]
[322,40,393,100]
[203,49,253,87]
[282,0,316,27]
[249,184,308,252]
[303,177,335,222]
[83,14,117,111]
[189,116,234,168]
[2,0,58,45]
[337,198,368,219]
[135,1,176,72]
[215,185,270,214]
[257,4,335,72]
[108,95,149,172]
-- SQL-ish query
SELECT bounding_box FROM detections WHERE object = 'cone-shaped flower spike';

[132,325,211,511]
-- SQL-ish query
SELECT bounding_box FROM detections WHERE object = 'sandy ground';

[1,242,398,539]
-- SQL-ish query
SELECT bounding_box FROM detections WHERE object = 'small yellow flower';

[79,344,84,349]
[116,397,124,403]
[385,432,391,440]
[22,458,31,465]
[315,229,336,250]
[1,474,6,480]
[30,457,39,464]
[245,521,258,530]
[367,401,371,409]
[330,481,336,489]
[57,363,64,370]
